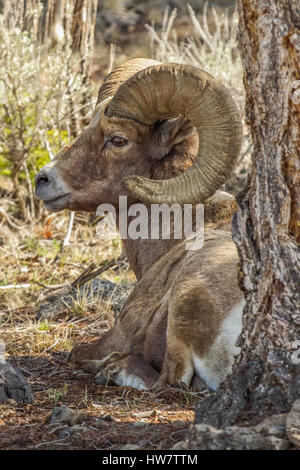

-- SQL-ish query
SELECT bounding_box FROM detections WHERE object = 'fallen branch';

[36,259,118,303]
[34,281,71,291]
[71,259,117,288]
[49,212,75,265]
[63,211,75,247]
[0,305,37,314]
[0,283,31,290]
[0,207,24,230]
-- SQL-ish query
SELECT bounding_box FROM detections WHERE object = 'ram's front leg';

[102,354,159,390]
[83,353,159,391]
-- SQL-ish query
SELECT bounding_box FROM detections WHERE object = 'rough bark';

[195,0,300,428]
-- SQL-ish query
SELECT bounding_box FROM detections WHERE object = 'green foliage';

[46,384,69,403]
[0,154,11,176]
[26,130,69,183]
[0,5,93,210]
[37,321,51,332]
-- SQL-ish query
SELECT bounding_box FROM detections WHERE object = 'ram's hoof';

[0,362,34,404]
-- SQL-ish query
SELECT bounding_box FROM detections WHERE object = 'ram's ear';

[150,116,196,161]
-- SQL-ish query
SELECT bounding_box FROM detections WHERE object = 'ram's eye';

[111,136,127,147]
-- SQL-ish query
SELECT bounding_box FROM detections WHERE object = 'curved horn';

[96,58,160,106]
[106,63,243,204]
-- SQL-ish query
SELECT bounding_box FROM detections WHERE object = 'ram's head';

[35,59,242,211]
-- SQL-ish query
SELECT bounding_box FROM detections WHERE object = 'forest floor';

[0,211,209,450]
[0,2,247,450]
[0,353,203,450]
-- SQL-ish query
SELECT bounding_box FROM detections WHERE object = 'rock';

[102,414,116,422]
[172,420,187,427]
[5,398,18,407]
[50,405,87,426]
[132,409,156,419]
[171,440,188,450]
[286,399,300,448]
[37,278,135,320]
[0,362,34,404]
[58,425,90,439]
[119,444,140,450]
[186,423,289,450]
[50,406,74,424]
[72,370,92,380]
[257,413,287,429]
[93,418,110,427]
[133,421,148,428]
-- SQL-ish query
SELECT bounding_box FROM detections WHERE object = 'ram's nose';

[35,164,70,204]
[35,168,53,194]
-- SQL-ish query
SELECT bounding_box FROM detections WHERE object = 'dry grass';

[148,4,243,95]
[0,211,128,359]
[0,4,249,449]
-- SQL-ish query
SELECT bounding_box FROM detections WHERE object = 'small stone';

[5,398,18,407]
[133,421,148,428]
[119,444,140,450]
[172,420,186,427]
[50,406,74,424]
[93,418,110,427]
[132,410,156,419]
[286,399,300,448]
[171,440,188,450]
[102,414,115,422]
[58,425,90,439]
[185,423,289,450]
[257,413,287,429]
[50,405,87,426]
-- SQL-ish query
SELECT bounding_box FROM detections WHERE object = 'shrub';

[0,4,94,220]
[147,3,243,97]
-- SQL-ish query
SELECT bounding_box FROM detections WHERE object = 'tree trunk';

[195,0,300,428]
[71,0,98,125]
[12,165,27,221]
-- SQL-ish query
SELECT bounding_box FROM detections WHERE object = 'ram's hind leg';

[153,279,219,390]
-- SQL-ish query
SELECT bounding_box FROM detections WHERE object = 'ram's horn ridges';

[107,63,243,205]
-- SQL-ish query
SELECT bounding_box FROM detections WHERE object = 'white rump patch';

[193,300,245,390]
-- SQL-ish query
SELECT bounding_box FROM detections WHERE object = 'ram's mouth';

[42,193,71,212]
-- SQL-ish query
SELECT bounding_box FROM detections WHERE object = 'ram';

[35,59,244,391]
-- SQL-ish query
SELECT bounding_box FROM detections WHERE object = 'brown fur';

[36,59,244,390]
[68,224,243,389]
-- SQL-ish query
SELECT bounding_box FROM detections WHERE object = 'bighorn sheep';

[35,59,244,391]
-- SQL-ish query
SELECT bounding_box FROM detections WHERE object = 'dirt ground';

[0,3,247,450]
[0,213,209,450]
[0,351,206,450]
